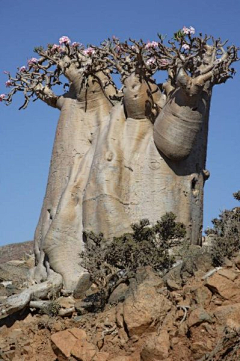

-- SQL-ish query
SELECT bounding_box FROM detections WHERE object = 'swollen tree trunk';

[4,34,235,294]
[33,73,210,293]
[33,74,116,292]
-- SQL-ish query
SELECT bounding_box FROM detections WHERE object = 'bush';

[205,191,240,266]
[80,214,186,309]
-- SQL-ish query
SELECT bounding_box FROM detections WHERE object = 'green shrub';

[205,191,240,266]
[80,214,186,309]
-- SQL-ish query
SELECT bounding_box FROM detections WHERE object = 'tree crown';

[1,27,239,110]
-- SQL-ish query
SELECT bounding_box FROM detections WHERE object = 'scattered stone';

[190,339,213,359]
[205,273,240,300]
[140,330,170,360]
[135,266,164,288]
[123,281,172,336]
[214,303,240,328]
[56,295,75,309]
[217,268,238,281]
[108,283,129,304]
[166,279,180,291]
[191,286,212,307]
[71,339,97,361]
[187,307,213,328]
[73,272,91,299]
[51,328,86,360]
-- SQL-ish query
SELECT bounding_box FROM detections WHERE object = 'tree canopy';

[1,27,239,110]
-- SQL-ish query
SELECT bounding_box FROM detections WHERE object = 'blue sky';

[0,0,239,245]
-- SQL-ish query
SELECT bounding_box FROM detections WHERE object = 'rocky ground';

[1,243,240,360]
[0,241,33,264]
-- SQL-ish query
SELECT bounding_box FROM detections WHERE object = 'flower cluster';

[182,26,195,35]
[5,80,13,87]
[72,42,81,47]
[28,58,38,66]
[19,66,26,72]
[83,47,95,56]
[145,41,158,49]
[51,44,61,53]
[182,43,190,50]
[59,36,71,45]
[146,57,156,66]
[2,29,238,109]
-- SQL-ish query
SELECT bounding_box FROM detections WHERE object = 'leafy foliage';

[205,191,240,265]
[80,214,186,309]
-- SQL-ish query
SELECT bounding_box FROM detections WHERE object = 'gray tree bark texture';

[4,33,238,293]
[33,73,211,293]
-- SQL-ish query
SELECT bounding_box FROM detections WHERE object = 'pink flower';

[182,26,195,35]
[72,42,81,47]
[3,71,10,75]
[51,44,61,53]
[19,66,26,72]
[83,47,95,56]
[146,57,156,65]
[159,59,169,66]
[59,36,71,45]
[189,26,195,35]
[5,80,13,87]
[145,41,158,49]
[0,94,6,101]
[28,58,38,66]
[182,26,190,35]
[182,43,190,50]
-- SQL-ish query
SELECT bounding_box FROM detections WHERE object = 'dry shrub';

[80,214,186,309]
[205,191,240,266]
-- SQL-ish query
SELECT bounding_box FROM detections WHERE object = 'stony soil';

[1,244,240,360]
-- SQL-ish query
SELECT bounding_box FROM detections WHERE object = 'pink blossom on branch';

[59,36,71,45]
[19,66,26,72]
[145,41,158,49]
[5,80,13,87]
[72,42,81,47]
[51,44,61,53]
[182,26,195,35]
[146,57,156,65]
[28,58,38,66]
[83,47,95,56]
[0,94,6,101]
[189,26,195,35]
[3,71,10,75]
[182,26,190,35]
[182,43,190,50]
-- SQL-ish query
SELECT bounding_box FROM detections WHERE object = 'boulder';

[140,330,170,361]
[187,307,213,328]
[51,328,86,360]
[123,280,172,336]
[205,273,240,300]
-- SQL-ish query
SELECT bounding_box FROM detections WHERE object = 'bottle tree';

[2,29,239,293]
